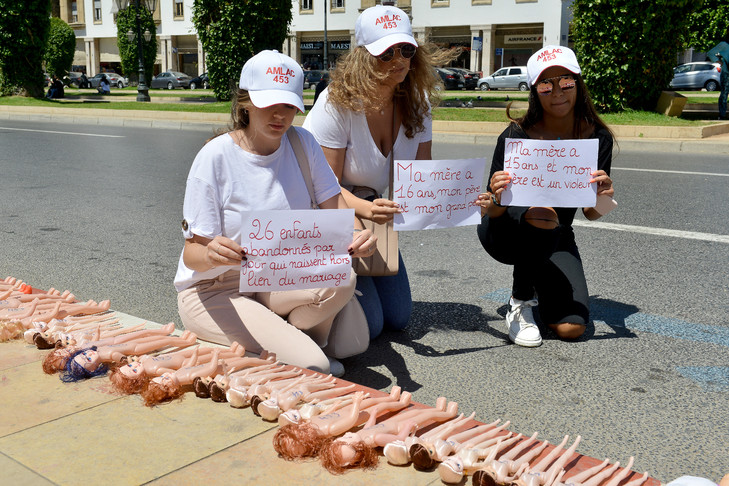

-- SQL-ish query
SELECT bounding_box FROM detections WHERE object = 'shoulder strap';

[287,126,318,209]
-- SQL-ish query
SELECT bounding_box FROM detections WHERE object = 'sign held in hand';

[501,138,598,208]
[239,209,354,292]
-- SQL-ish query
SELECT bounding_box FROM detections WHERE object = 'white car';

[477,66,529,91]
[89,72,129,89]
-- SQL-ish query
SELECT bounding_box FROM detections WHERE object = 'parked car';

[436,67,465,90]
[477,66,529,91]
[304,70,328,89]
[189,72,209,90]
[151,71,192,89]
[89,72,128,89]
[448,67,480,90]
[64,72,90,88]
[669,62,721,91]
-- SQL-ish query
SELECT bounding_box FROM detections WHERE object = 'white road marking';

[0,126,124,138]
[573,220,729,244]
[613,167,729,177]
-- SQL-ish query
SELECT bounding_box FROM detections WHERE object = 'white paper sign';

[392,158,487,231]
[501,138,598,208]
[239,209,354,292]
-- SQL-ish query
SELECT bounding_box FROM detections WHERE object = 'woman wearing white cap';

[174,50,375,376]
[303,5,456,339]
[476,45,615,347]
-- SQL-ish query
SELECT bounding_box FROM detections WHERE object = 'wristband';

[491,193,504,207]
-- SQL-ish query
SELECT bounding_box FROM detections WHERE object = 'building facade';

[285,0,574,76]
[57,0,572,78]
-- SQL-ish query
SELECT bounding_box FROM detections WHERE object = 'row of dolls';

[30,317,649,484]
[6,276,648,483]
[0,276,112,343]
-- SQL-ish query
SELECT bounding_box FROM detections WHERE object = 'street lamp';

[114,0,156,102]
[323,0,328,71]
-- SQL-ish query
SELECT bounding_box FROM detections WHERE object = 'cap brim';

[364,34,417,56]
[249,90,305,113]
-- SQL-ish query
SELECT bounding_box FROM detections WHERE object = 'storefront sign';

[504,35,542,45]
[330,41,350,50]
[300,41,324,50]
[472,37,482,51]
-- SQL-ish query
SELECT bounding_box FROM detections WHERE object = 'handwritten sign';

[392,158,487,231]
[239,209,354,292]
[501,138,598,208]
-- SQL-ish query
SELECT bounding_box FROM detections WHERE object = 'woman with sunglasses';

[477,45,615,347]
[303,5,456,339]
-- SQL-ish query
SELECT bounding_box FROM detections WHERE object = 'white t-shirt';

[174,127,341,291]
[303,88,432,196]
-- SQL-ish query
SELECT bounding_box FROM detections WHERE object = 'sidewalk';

[2,104,729,154]
[1,310,659,486]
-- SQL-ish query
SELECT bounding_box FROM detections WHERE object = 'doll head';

[409,442,436,471]
[43,344,75,374]
[273,423,327,460]
[193,376,212,399]
[0,321,24,342]
[319,433,379,475]
[60,347,109,382]
[438,455,465,484]
[256,397,281,422]
[33,332,56,349]
[472,470,498,486]
[383,439,410,466]
[278,409,302,427]
[140,373,184,407]
[108,361,150,395]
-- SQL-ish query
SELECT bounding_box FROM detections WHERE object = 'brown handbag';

[351,107,399,277]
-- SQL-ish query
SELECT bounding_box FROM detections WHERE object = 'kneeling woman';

[174,51,375,375]
[477,46,615,347]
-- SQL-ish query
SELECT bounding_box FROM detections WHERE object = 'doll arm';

[560,458,609,486]
[621,471,649,486]
[312,391,367,436]
[170,350,222,385]
[359,391,413,430]
[602,457,634,486]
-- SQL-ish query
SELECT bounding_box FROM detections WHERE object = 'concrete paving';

[0,310,659,486]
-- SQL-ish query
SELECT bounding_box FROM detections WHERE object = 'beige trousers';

[177,270,368,374]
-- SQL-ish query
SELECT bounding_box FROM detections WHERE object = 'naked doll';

[273,388,411,461]
[253,373,337,420]
[276,385,360,426]
[318,398,460,475]
[60,330,197,382]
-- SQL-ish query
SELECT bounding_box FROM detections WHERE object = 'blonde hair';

[327,44,459,138]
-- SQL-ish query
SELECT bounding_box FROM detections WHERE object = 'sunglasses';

[536,74,576,95]
[377,43,417,62]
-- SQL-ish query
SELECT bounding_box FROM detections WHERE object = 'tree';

[192,0,292,100]
[684,0,729,52]
[0,0,51,97]
[571,0,700,112]
[44,18,76,78]
[116,5,157,86]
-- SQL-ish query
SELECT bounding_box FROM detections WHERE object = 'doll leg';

[178,272,330,373]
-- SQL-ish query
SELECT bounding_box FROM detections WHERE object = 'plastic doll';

[277,385,359,426]
[273,388,411,461]
[59,330,197,382]
[108,343,245,395]
[31,318,127,349]
[437,427,519,484]
[225,364,304,408]
[197,350,276,401]
[257,378,356,421]
[140,353,279,407]
[42,322,176,374]
[1,299,111,342]
[318,398,459,474]
[24,314,121,345]
[469,433,547,485]
[382,412,476,469]
[508,435,581,486]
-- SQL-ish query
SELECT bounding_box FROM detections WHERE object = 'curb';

[3,105,729,154]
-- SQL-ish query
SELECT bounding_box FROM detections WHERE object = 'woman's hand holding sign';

[368,198,402,224]
[348,228,377,258]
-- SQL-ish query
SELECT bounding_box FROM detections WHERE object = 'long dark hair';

[507,73,612,139]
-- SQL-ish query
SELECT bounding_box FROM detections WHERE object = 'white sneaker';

[327,357,345,377]
[506,297,542,347]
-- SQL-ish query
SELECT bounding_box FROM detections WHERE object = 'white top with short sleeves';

[302,88,432,196]
[173,127,341,291]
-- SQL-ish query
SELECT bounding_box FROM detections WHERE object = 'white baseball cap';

[238,50,305,113]
[527,45,581,86]
[355,5,417,56]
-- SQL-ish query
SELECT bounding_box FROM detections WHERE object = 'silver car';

[89,72,129,89]
[151,71,192,89]
[669,62,721,91]
[477,66,529,91]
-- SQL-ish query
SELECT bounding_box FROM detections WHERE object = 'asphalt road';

[1,119,727,482]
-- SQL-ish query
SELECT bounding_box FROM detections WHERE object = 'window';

[301,0,312,11]
[71,0,78,22]
[332,0,344,8]
[94,0,101,22]
[431,0,449,6]
[510,68,522,75]
[174,0,184,18]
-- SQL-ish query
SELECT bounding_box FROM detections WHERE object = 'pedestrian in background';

[476,45,615,347]
[174,50,374,377]
[709,41,729,120]
[303,4,457,339]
